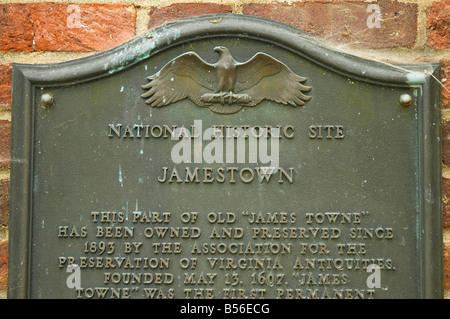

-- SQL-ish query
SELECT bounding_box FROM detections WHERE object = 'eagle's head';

[214,46,229,56]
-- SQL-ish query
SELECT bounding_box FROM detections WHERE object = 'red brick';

[427,0,450,50]
[0,4,34,52]
[445,241,450,290]
[446,243,450,289]
[444,118,450,166]
[443,118,450,166]
[0,241,7,291]
[444,177,450,226]
[442,60,450,108]
[0,179,8,227]
[0,120,10,169]
[148,3,233,29]
[0,4,136,52]
[33,4,136,52]
[0,63,12,110]
[243,1,418,49]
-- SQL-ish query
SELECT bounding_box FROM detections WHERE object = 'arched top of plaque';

[15,14,433,88]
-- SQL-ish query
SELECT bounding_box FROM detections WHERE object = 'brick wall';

[0,0,448,299]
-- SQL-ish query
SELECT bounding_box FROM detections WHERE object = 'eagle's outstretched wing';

[141,52,216,107]
[234,53,311,107]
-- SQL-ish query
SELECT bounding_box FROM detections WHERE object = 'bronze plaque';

[8,15,442,299]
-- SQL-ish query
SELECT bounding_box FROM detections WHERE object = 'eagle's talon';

[219,92,226,104]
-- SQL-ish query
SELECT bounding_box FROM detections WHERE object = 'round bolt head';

[399,93,412,107]
[41,93,54,107]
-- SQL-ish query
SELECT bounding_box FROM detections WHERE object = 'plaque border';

[8,14,443,299]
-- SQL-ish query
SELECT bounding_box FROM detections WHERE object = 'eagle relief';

[141,47,312,114]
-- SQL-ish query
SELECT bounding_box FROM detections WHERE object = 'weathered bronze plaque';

[8,15,443,299]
